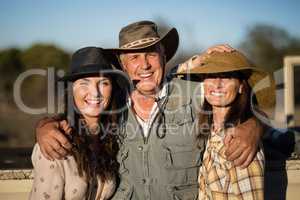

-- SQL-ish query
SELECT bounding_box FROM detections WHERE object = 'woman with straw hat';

[177,50,275,199]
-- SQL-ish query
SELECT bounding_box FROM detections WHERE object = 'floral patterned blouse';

[29,144,116,200]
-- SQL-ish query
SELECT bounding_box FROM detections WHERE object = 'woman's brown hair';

[196,72,257,147]
[58,74,122,183]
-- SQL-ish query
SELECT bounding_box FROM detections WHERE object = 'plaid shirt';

[198,129,264,200]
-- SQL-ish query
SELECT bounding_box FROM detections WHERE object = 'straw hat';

[176,51,276,110]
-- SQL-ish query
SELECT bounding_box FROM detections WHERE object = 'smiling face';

[72,76,112,122]
[120,44,165,96]
[203,74,243,108]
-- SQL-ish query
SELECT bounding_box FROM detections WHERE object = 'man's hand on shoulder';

[177,44,236,73]
[224,118,263,168]
[35,117,72,161]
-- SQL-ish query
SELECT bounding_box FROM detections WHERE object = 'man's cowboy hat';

[176,51,276,111]
[105,20,179,69]
[59,47,130,89]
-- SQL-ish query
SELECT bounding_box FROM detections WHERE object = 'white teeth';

[86,99,101,105]
[211,92,225,97]
[139,73,152,78]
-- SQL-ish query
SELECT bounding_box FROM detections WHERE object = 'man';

[36,21,262,199]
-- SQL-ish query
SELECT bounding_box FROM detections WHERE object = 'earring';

[238,87,243,94]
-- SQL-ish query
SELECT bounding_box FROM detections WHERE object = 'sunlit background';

[0,0,299,149]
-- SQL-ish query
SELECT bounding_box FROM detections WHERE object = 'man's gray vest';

[111,78,206,200]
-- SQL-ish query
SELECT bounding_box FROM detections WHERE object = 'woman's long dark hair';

[58,75,121,183]
[196,72,257,147]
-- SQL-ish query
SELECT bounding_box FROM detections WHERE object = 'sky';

[1,0,299,54]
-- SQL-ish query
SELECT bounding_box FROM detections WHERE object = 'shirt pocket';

[165,101,194,125]
[172,184,199,200]
[163,144,202,186]
[164,103,196,145]
[164,144,201,169]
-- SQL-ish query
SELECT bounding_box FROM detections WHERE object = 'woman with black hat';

[29,47,128,200]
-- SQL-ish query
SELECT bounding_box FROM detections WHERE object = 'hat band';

[121,37,159,48]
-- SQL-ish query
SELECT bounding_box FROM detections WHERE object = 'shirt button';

[166,186,173,192]
[138,146,143,151]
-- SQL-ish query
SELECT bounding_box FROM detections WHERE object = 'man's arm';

[35,117,72,160]
[224,117,263,168]
[177,44,235,73]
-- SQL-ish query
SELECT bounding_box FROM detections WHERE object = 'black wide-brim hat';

[105,20,179,69]
[59,47,131,89]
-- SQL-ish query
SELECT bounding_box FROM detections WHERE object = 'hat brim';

[105,28,179,69]
[59,72,106,82]
[176,65,276,112]
[58,69,132,91]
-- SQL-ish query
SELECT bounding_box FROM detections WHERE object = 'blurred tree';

[0,44,71,147]
[0,48,24,103]
[240,24,300,72]
[21,43,70,70]
[20,44,70,105]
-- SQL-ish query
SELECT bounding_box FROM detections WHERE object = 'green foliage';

[0,43,70,104]
[240,24,300,72]
[0,44,71,147]
[0,48,24,102]
[19,44,70,105]
[21,44,70,70]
